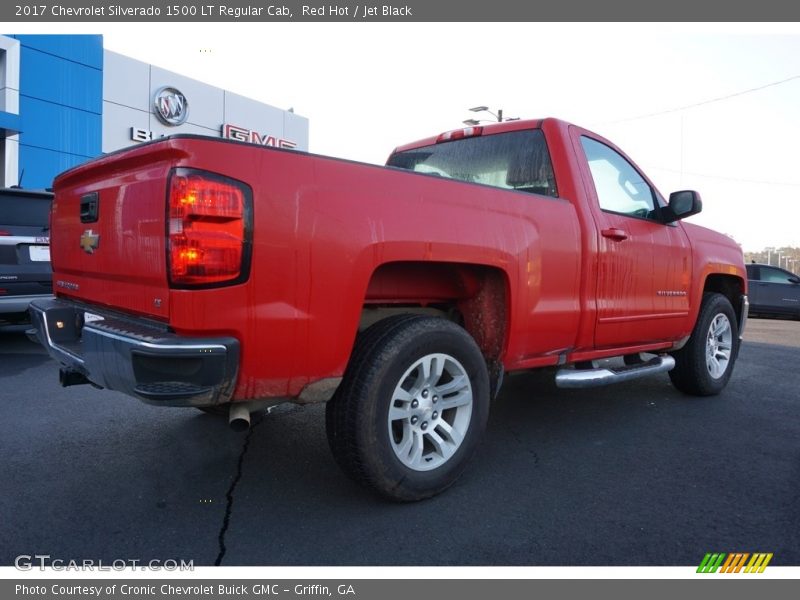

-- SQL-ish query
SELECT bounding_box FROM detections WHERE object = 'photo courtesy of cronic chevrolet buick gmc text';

[29,118,748,501]
[0,187,53,325]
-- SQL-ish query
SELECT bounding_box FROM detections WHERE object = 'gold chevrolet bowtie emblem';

[80,229,100,254]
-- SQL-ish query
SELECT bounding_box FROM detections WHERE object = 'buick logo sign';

[153,86,189,126]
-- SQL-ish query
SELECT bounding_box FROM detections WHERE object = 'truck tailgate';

[51,143,186,320]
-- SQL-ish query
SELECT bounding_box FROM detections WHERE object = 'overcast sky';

[17,22,800,252]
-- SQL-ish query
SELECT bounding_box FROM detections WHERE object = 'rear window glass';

[387,129,558,197]
[0,193,52,227]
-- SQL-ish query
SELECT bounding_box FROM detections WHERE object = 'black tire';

[325,315,490,501]
[325,314,421,478]
[669,292,740,396]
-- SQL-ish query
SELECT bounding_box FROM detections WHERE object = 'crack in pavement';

[214,412,266,566]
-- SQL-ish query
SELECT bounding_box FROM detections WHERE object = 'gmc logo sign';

[222,123,297,149]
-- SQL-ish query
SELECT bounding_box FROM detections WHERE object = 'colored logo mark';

[697,552,773,573]
[153,86,189,126]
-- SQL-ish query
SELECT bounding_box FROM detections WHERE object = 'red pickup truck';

[30,118,748,500]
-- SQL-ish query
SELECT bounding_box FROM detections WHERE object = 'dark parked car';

[0,188,53,325]
[746,262,800,320]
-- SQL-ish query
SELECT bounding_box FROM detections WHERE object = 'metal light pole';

[463,106,519,126]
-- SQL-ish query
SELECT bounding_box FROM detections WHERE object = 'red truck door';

[573,132,692,348]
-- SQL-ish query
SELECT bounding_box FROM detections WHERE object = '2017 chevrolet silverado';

[30,118,748,500]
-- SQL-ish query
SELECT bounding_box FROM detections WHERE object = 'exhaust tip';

[228,403,251,431]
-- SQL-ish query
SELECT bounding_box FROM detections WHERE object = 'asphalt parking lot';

[1,318,798,567]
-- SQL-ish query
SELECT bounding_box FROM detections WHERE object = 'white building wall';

[0,35,20,186]
[102,50,309,154]
[102,51,149,153]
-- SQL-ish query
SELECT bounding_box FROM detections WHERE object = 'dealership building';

[0,34,309,189]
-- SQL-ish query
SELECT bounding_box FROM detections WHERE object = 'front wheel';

[669,292,740,396]
[326,315,490,501]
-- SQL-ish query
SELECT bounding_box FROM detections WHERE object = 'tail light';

[167,168,252,288]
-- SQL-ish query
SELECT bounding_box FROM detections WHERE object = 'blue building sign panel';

[11,34,103,189]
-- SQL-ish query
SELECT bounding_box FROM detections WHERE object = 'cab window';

[387,130,558,198]
[758,266,797,284]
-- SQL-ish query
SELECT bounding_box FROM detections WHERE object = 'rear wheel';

[669,292,740,396]
[326,315,490,501]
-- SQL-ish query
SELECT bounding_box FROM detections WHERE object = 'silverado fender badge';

[80,229,100,254]
[56,280,79,291]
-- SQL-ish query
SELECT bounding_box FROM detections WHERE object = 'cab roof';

[391,118,552,155]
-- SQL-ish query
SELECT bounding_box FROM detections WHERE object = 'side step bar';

[555,355,676,389]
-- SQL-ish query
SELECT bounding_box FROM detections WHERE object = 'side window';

[759,266,795,284]
[581,136,658,220]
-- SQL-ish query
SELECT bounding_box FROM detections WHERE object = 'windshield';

[387,129,558,197]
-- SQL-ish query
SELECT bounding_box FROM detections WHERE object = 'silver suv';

[0,188,53,325]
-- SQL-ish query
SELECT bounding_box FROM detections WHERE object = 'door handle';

[601,228,629,241]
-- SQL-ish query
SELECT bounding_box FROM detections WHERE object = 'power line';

[646,165,800,188]
[602,74,800,125]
